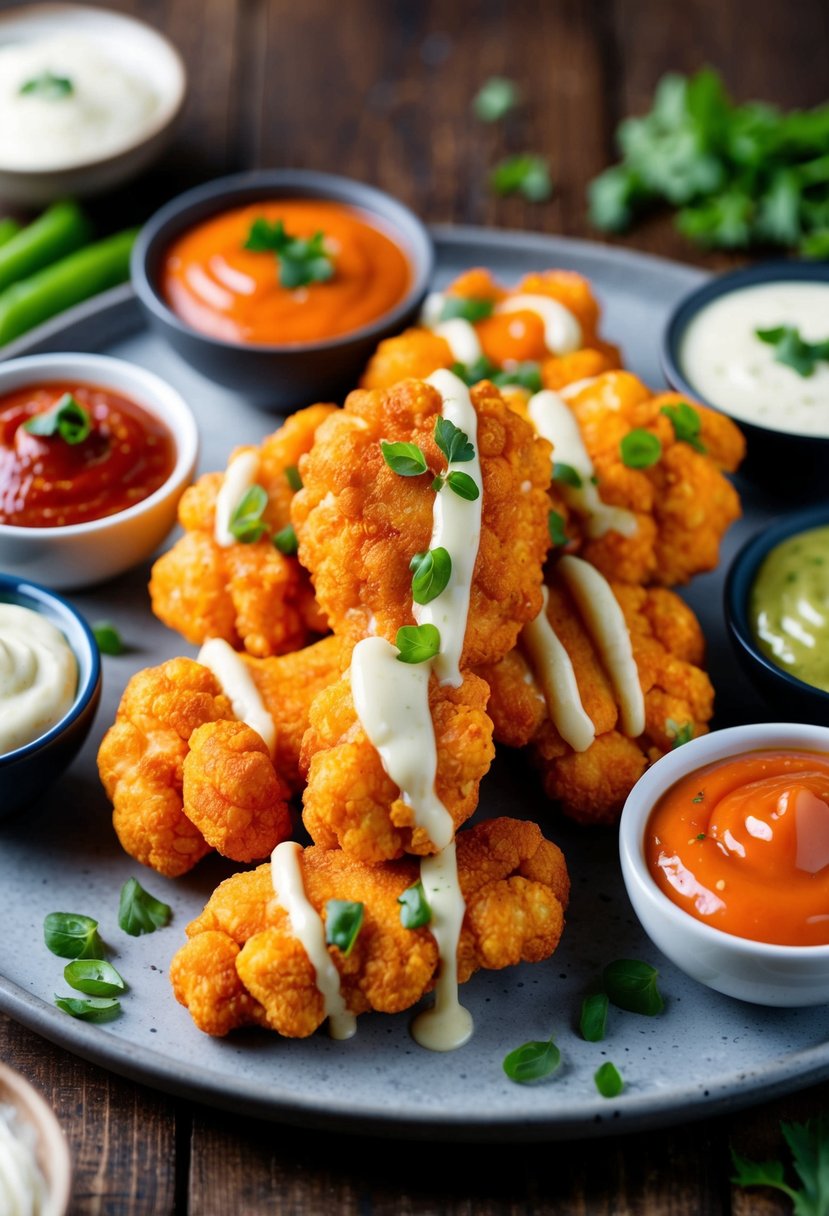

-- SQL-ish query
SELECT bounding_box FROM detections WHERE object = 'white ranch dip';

[0,35,159,170]
[680,282,829,436]
[0,605,77,755]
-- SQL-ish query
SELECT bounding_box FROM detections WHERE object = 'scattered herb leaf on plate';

[118,878,172,937]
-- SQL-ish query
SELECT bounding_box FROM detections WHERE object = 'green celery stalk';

[0,200,91,294]
[0,217,22,249]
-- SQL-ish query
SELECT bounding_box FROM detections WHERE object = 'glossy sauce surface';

[751,525,829,692]
[162,199,412,346]
[646,750,829,945]
[0,382,175,528]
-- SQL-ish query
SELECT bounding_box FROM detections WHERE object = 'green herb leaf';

[595,1061,625,1098]
[395,623,441,665]
[54,995,121,1022]
[64,960,126,997]
[20,70,73,99]
[23,392,91,445]
[434,416,475,464]
[92,621,123,656]
[398,880,432,929]
[756,326,829,378]
[284,465,303,492]
[667,718,694,748]
[692,792,705,805]
[118,878,171,937]
[553,462,584,488]
[491,155,553,203]
[502,1036,561,1084]
[44,913,104,960]
[229,484,269,543]
[492,361,544,393]
[729,1115,829,1211]
[603,959,664,1016]
[620,429,662,469]
[439,296,495,324]
[548,509,569,548]
[244,218,335,289]
[473,76,520,123]
[445,470,480,500]
[410,547,452,605]
[579,992,609,1042]
[273,524,299,556]
[660,402,706,453]
[381,440,428,477]
[450,356,499,387]
[324,900,364,957]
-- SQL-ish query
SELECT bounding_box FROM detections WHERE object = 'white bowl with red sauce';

[0,352,198,589]
[620,723,829,1007]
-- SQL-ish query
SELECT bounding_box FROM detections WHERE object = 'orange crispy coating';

[292,378,552,669]
[170,817,569,1038]
[300,668,495,862]
[149,405,333,657]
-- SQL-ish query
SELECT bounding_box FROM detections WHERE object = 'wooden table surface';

[2,0,829,1212]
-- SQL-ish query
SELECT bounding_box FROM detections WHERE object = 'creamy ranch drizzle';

[415,369,483,687]
[433,318,483,366]
[496,294,582,355]
[528,390,637,539]
[0,605,77,755]
[521,587,595,752]
[214,450,259,547]
[411,842,474,1051]
[270,841,356,1040]
[197,637,276,754]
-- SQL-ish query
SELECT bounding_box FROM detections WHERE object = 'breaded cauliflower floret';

[292,377,552,669]
[301,667,495,862]
[170,818,569,1038]
[149,405,333,657]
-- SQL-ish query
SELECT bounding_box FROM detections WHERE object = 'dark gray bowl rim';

[0,574,101,766]
[132,169,435,355]
[662,258,829,440]
[724,503,829,706]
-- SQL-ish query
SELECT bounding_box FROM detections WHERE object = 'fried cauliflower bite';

[478,578,713,826]
[169,817,569,1038]
[292,377,552,668]
[149,405,333,658]
[300,667,495,862]
[99,637,349,875]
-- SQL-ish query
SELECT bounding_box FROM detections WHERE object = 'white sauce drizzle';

[197,637,276,754]
[411,843,474,1051]
[559,376,601,400]
[557,556,645,738]
[528,390,637,539]
[496,293,582,355]
[416,369,483,687]
[214,450,260,548]
[521,588,595,752]
[433,318,483,366]
[270,841,356,1040]
[419,291,445,329]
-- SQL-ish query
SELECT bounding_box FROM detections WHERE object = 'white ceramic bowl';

[0,1060,72,1216]
[619,722,829,1007]
[0,3,186,205]
[0,352,198,589]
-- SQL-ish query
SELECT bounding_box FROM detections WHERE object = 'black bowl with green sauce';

[725,505,829,723]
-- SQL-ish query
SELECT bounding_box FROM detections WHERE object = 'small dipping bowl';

[0,572,100,819]
[620,722,829,1007]
[725,504,829,724]
[0,352,198,590]
[132,169,434,410]
[0,1060,72,1216]
[662,260,829,495]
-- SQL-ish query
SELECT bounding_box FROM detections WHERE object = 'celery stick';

[0,200,91,294]
[0,228,137,345]
[0,218,22,248]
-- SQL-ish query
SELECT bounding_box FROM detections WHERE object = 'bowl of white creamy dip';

[0,4,186,205]
[662,261,829,494]
[0,573,101,819]
[0,1061,71,1216]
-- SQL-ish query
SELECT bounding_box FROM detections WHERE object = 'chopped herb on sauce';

[395,623,441,665]
[229,484,270,543]
[243,218,335,289]
[410,547,452,605]
[398,880,431,928]
[23,392,91,445]
[756,325,829,378]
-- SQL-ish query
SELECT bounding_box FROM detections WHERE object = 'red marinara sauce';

[0,382,176,528]
[646,749,829,946]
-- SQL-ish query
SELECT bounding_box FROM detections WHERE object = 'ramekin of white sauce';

[0,604,78,755]
[0,1060,72,1216]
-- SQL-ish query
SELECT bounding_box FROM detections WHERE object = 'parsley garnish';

[229,485,270,543]
[325,900,364,957]
[395,624,441,665]
[439,296,494,324]
[603,959,664,1016]
[667,718,694,748]
[731,1115,829,1215]
[381,419,480,502]
[548,509,569,548]
[436,470,479,500]
[92,622,124,656]
[434,416,475,464]
[23,392,91,445]
[44,913,104,960]
[473,77,519,123]
[553,462,583,488]
[380,441,428,477]
[579,992,609,1042]
[410,547,452,606]
[20,71,73,99]
[273,524,298,556]
[595,1061,625,1098]
[118,878,171,937]
[756,326,829,378]
[660,401,706,453]
[620,429,662,469]
[502,1036,561,1083]
[244,218,335,289]
[491,155,553,203]
[398,880,431,929]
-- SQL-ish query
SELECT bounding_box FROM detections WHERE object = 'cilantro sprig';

[244,217,335,289]
[756,326,829,378]
[731,1115,829,1216]
[20,71,73,99]
[23,392,91,445]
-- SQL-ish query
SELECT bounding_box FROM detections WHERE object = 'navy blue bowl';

[724,504,829,724]
[662,260,829,497]
[132,169,434,411]
[0,575,101,819]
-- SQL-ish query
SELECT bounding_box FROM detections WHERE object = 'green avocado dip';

[751,525,829,691]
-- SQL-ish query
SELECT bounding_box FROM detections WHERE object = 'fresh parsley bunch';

[589,68,829,256]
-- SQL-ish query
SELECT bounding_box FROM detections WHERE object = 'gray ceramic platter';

[0,227,821,1142]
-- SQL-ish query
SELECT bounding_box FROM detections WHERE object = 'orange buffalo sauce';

[162,199,412,346]
[646,750,829,947]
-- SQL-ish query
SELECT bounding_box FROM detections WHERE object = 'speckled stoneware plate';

[0,228,815,1142]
